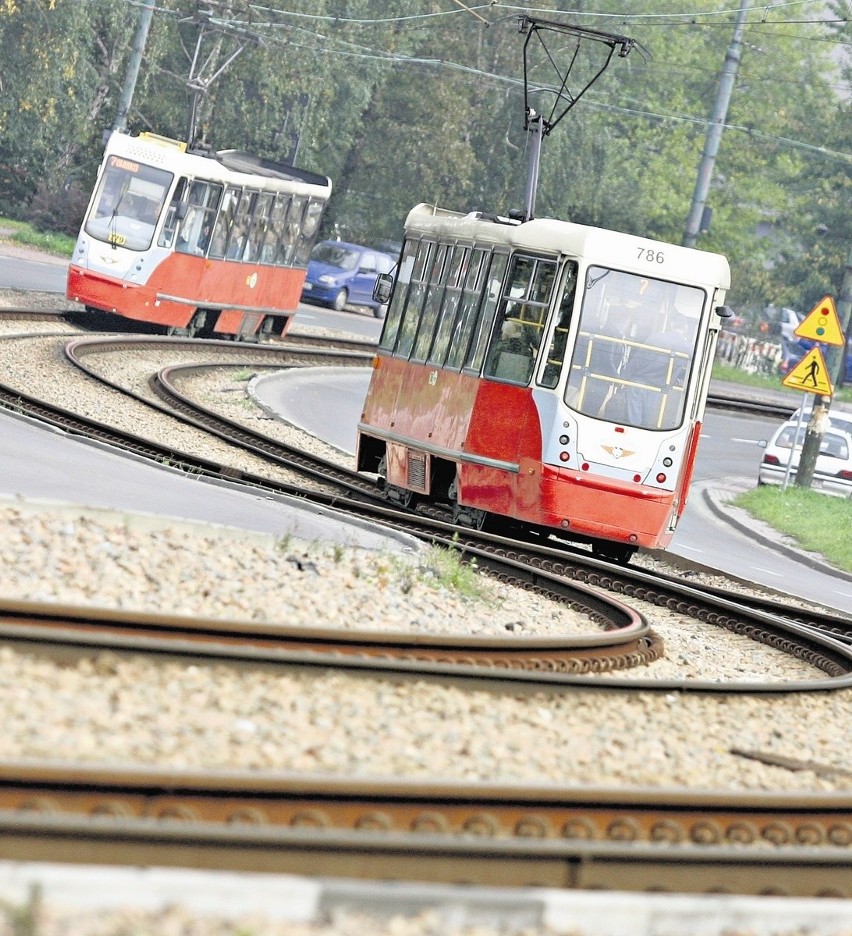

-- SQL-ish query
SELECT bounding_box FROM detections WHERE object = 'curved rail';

[0,596,659,679]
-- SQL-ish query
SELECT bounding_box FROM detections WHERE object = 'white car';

[789,407,852,436]
[778,307,803,342]
[758,422,852,497]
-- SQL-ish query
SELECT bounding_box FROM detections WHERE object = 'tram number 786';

[637,247,665,264]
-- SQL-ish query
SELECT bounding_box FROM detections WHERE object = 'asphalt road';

[0,252,69,293]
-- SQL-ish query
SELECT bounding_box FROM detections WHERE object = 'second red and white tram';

[67,131,331,340]
[357,203,731,562]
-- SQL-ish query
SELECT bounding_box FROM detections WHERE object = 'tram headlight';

[663,457,673,467]
[559,435,569,445]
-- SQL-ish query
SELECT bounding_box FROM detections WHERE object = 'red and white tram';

[67,131,331,340]
[357,203,731,562]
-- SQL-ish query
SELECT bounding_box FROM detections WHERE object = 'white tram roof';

[104,131,332,198]
[405,203,730,289]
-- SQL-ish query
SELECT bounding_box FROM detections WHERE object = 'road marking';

[699,435,763,444]
[752,566,783,577]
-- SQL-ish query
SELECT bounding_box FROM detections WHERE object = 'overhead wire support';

[184,7,262,146]
[516,15,637,220]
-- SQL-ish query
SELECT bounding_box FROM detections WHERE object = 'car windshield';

[312,243,360,270]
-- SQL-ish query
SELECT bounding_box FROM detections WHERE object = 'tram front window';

[85,156,173,251]
[565,267,705,431]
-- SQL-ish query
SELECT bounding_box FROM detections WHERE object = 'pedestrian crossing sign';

[781,346,834,396]
[795,295,844,345]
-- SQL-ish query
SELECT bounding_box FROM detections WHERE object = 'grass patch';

[418,543,484,599]
[0,216,76,257]
[732,485,852,572]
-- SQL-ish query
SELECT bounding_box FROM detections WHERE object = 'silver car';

[758,422,852,497]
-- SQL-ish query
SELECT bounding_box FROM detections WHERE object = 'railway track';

[0,308,849,898]
[0,762,849,898]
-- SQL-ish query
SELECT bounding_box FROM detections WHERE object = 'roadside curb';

[1,863,851,936]
[702,481,852,584]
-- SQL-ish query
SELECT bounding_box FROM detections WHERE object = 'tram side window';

[379,239,419,352]
[208,186,239,259]
[444,248,488,371]
[159,178,187,249]
[483,256,556,384]
[427,246,470,366]
[293,198,325,266]
[539,262,579,388]
[259,194,290,264]
[394,241,436,358]
[244,192,273,263]
[173,179,222,256]
[276,195,306,266]
[224,190,255,260]
[411,244,451,362]
[463,252,508,374]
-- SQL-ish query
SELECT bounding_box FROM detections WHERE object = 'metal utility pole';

[683,0,749,247]
[111,1,155,135]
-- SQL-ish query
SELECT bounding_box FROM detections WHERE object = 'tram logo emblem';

[602,445,634,459]
[428,370,438,386]
[245,272,258,288]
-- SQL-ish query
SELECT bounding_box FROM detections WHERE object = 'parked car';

[758,421,852,497]
[756,305,803,341]
[301,240,396,317]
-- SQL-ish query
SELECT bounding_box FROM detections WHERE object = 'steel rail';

[0,596,659,678]
[0,762,848,897]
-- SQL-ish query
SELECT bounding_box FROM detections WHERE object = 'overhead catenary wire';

[95,0,851,166]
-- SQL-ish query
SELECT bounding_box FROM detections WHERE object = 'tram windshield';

[565,267,706,431]
[85,155,173,251]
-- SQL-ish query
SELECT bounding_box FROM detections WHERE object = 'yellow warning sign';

[795,295,844,346]
[781,346,834,396]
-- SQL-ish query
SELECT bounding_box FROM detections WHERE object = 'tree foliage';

[0,0,849,311]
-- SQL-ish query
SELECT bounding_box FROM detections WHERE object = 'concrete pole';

[683,0,749,248]
[111,1,155,134]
